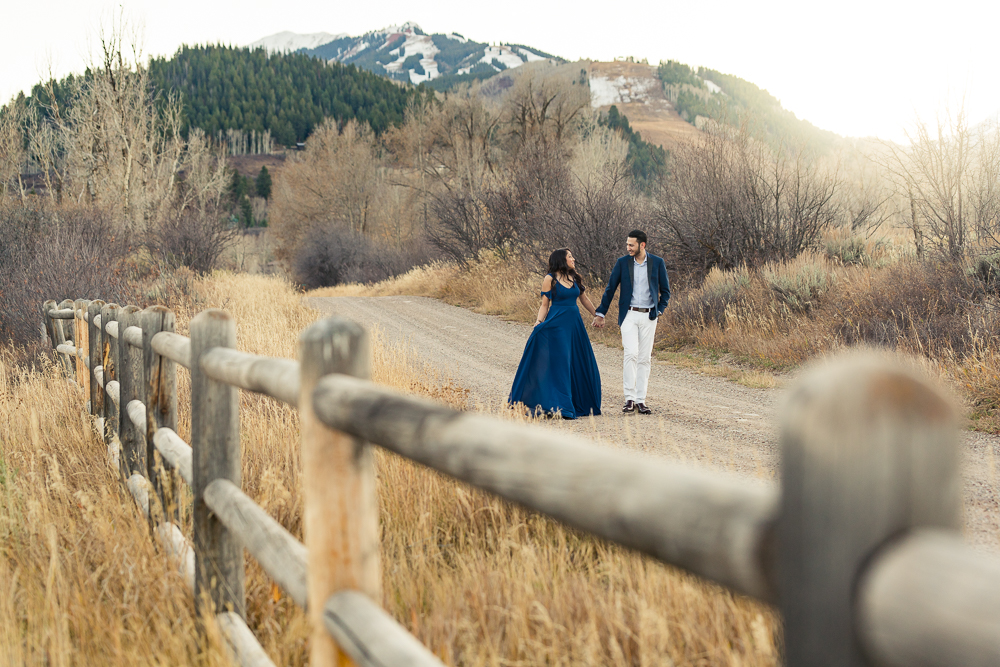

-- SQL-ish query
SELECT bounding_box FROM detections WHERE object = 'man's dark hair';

[628,230,648,245]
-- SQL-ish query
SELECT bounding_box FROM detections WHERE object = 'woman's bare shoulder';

[541,274,554,288]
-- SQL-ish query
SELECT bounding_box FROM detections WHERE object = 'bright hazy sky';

[3,0,998,143]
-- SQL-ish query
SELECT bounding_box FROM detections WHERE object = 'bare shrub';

[827,259,999,356]
[668,265,755,329]
[147,206,237,274]
[654,121,842,277]
[292,224,427,289]
[0,203,139,358]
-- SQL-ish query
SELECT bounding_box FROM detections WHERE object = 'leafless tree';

[0,94,29,202]
[871,105,1000,261]
[505,70,588,154]
[557,160,647,282]
[654,120,842,276]
[270,118,389,258]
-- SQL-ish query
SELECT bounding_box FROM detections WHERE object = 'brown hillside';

[588,61,701,149]
[228,153,287,180]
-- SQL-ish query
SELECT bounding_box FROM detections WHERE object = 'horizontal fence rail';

[43,298,1000,667]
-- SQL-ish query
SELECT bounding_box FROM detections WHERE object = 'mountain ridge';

[251,23,558,89]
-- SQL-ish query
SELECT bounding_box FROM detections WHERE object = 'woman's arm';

[535,275,553,326]
[579,292,598,318]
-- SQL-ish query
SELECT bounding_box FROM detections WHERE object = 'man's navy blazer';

[596,253,671,326]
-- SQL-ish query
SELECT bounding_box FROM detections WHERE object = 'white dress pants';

[621,309,657,402]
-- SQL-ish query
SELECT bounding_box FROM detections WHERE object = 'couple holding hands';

[508,230,670,419]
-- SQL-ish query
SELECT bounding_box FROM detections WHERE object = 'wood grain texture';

[200,348,300,407]
[126,400,146,440]
[779,352,960,666]
[48,308,75,319]
[56,343,81,358]
[74,300,89,394]
[857,528,1000,667]
[123,325,143,349]
[312,374,778,601]
[323,591,446,667]
[87,301,105,417]
[117,306,143,476]
[190,309,245,619]
[55,300,75,376]
[204,478,308,609]
[299,317,380,666]
[101,304,121,460]
[142,307,178,521]
[42,300,58,352]
[150,331,191,369]
[216,612,277,667]
[105,380,120,406]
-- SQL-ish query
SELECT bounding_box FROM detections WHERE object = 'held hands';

[592,316,605,328]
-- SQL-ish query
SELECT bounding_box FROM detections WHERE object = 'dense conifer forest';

[147,45,431,145]
[23,45,430,148]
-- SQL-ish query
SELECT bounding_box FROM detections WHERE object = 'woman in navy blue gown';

[509,249,602,419]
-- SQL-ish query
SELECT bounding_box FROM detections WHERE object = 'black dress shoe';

[636,402,652,415]
[622,400,635,413]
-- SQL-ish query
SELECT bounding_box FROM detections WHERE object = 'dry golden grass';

[0,351,233,665]
[2,271,780,665]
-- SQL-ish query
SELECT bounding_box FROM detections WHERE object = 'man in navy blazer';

[593,230,670,414]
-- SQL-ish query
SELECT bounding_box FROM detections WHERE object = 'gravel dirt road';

[307,295,1000,552]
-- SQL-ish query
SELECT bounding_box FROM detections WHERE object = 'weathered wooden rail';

[42,297,1000,666]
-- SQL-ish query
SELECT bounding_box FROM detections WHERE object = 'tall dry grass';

[0,351,233,665]
[2,271,779,665]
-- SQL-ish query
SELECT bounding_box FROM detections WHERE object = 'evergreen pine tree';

[255,165,272,200]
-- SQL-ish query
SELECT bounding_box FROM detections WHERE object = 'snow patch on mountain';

[384,31,441,84]
[589,75,659,107]
[250,31,346,53]
[517,47,547,62]
[703,79,723,94]
[250,24,557,85]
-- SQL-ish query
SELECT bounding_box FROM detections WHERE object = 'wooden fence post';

[87,300,105,418]
[118,305,143,477]
[142,306,178,521]
[101,303,121,454]
[190,309,245,620]
[299,317,379,666]
[74,300,90,398]
[42,299,58,350]
[778,353,960,666]
[56,299,75,377]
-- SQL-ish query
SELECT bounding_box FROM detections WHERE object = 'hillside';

[588,60,702,150]
[657,60,840,151]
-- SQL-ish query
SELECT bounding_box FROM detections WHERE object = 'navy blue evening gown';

[508,276,602,419]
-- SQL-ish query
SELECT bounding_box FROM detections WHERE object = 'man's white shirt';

[631,255,654,309]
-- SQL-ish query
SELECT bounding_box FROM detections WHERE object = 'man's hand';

[592,316,605,328]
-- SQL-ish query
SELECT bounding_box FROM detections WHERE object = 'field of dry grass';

[1,271,779,665]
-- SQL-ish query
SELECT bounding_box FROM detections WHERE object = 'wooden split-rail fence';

[41,297,1000,666]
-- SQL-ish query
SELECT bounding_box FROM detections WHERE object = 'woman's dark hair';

[547,248,585,294]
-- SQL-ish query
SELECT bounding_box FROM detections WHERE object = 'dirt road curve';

[307,295,1000,552]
